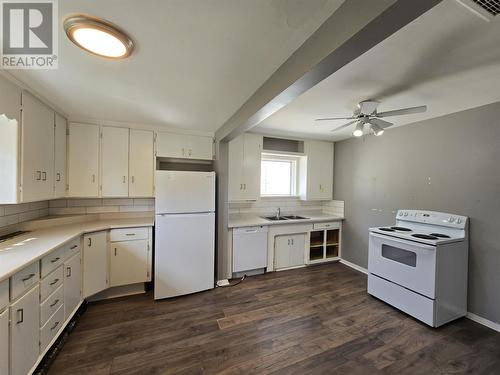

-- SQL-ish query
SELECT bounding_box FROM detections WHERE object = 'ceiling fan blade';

[369,118,393,129]
[315,116,355,122]
[377,105,427,118]
[330,120,358,132]
[358,100,379,116]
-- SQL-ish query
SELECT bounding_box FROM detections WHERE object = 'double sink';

[262,215,309,222]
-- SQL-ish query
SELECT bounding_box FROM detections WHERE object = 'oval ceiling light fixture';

[64,14,134,59]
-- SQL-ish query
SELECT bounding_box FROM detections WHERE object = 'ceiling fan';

[315,100,427,137]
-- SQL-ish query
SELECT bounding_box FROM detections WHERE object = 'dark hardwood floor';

[47,263,500,375]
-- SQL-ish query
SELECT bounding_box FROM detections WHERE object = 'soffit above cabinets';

[8,0,344,132]
[256,0,500,141]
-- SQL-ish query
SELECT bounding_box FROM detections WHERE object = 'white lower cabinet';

[109,240,149,287]
[0,309,8,375]
[274,234,306,270]
[10,285,39,375]
[40,304,64,353]
[83,231,108,298]
[109,227,152,287]
[64,253,82,320]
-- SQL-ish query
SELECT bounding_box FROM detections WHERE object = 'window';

[260,154,298,196]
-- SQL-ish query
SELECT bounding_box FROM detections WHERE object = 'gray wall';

[333,101,500,324]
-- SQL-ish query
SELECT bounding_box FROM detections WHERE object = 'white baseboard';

[339,258,368,274]
[339,258,500,333]
[467,312,500,332]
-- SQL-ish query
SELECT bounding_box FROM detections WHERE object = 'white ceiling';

[9,0,344,133]
[256,0,500,141]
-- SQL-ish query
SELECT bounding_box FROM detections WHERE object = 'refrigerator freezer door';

[155,171,215,214]
[154,212,215,299]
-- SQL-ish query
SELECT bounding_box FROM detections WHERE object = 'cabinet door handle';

[42,171,47,181]
[50,299,60,308]
[123,176,126,183]
[131,176,135,183]
[51,257,60,263]
[287,239,290,245]
[182,148,185,156]
[125,233,135,236]
[56,172,61,182]
[66,266,72,277]
[36,171,41,180]
[114,248,117,256]
[189,149,192,156]
[16,309,23,324]
[70,245,78,250]
[50,321,60,331]
[50,278,60,286]
[92,174,95,183]
[22,273,35,282]
[88,237,92,247]
[244,184,246,190]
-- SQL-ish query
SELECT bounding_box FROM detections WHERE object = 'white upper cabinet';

[54,113,67,198]
[101,126,129,197]
[157,132,213,160]
[300,140,334,200]
[68,123,100,197]
[228,133,262,201]
[0,75,21,203]
[20,92,55,202]
[129,129,154,197]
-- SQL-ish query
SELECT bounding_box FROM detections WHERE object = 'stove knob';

[448,217,455,223]
[404,212,408,216]
[456,218,462,224]
[398,212,403,216]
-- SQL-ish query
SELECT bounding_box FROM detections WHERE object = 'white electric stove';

[368,210,469,327]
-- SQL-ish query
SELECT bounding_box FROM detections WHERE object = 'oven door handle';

[369,232,436,250]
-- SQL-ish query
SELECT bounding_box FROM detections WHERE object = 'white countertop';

[0,216,154,282]
[228,211,343,228]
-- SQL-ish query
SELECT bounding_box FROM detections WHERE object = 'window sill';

[260,195,300,200]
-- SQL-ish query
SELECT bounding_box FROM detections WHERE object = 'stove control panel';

[396,210,467,229]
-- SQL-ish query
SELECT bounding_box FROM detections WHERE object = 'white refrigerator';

[154,170,215,299]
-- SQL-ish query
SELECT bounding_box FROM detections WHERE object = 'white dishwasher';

[232,226,268,274]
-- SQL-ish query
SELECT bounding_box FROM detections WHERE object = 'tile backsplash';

[48,198,155,215]
[0,201,49,228]
[229,198,344,217]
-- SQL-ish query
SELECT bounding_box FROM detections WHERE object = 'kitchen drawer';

[10,262,40,301]
[40,304,64,352]
[40,284,63,326]
[0,279,8,311]
[110,227,148,242]
[65,237,81,259]
[40,266,63,302]
[41,246,66,278]
[313,221,340,230]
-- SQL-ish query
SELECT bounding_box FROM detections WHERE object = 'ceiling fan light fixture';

[352,121,364,137]
[64,14,134,59]
[371,123,384,136]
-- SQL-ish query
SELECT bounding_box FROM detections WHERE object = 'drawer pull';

[125,233,135,236]
[22,273,35,282]
[50,321,60,331]
[50,299,60,308]
[70,245,78,250]
[16,309,23,324]
[51,257,61,263]
[49,278,60,286]
[66,266,72,277]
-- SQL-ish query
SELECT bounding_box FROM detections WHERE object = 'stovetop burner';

[430,233,451,238]
[391,226,412,232]
[412,233,438,240]
[379,227,395,232]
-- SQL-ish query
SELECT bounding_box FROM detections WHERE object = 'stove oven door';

[368,232,436,299]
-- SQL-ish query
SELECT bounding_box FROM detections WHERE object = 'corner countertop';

[228,211,343,229]
[0,216,154,282]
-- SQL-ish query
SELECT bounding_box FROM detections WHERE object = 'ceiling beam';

[215,0,443,142]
